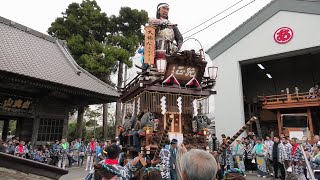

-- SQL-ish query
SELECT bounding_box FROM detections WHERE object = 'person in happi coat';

[125,148,145,179]
[68,141,75,167]
[151,142,171,180]
[93,144,131,180]
[58,138,69,169]
[6,140,15,155]
[291,138,307,180]
[50,140,59,166]
[15,141,28,158]
[304,140,313,154]
[78,142,86,167]
[281,137,292,166]
[86,138,96,171]
[220,137,234,174]
[264,135,274,176]
[233,139,246,175]
[306,144,320,179]
[95,141,105,163]
[252,137,268,178]
[244,137,255,173]
[281,136,293,178]
[270,136,287,180]
[73,139,80,165]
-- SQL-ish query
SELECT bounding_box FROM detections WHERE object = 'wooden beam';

[76,106,85,138]
[277,109,282,135]
[31,117,40,146]
[307,108,314,135]
[62,109,69,139]
[263,101,320,109]
[2,119,9,141]
[145,85,216,96]
[15,119,22,138]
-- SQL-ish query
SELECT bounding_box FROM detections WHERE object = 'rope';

[154,115,174,159]
[217,116,257,155]
[102,164,125,178]
[143,167,160,174]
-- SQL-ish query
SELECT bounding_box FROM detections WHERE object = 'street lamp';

[208,66,218,80]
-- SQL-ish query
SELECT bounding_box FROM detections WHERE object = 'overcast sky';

[1,0,272,51]
[0,0,273,118]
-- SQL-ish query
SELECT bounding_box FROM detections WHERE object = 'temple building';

[206,0,320,139]
[0,16,119,145]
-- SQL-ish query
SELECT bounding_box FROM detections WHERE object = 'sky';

[0,0,272,52]
[0,0,273,119]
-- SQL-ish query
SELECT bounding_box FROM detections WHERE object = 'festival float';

[119,23,218,157]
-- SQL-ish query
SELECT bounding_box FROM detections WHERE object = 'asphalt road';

[59,166,274,180]
[59,166,88,180]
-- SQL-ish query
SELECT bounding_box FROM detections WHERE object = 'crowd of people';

[0,136,111,170]
[91,137,218,180]
[3,132,320,180]
[214,132,320,180]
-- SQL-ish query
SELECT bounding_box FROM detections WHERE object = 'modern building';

[0,16,119,145]
[206,0,320,139]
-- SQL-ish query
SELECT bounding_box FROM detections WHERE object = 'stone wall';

[0,167,52,180]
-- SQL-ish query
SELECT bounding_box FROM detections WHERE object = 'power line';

[182,0,246,35]
[184,0,257,39]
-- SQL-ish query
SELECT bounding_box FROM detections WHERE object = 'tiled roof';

[0,16,119,99]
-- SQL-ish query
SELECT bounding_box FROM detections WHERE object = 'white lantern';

[208,66,218,80]
[157,59,167,73]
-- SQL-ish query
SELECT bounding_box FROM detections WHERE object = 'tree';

[9,120,16,135]
[68,121,87,141]
[48,0,147,82]
[107,7,148,132]
[48,0,148,138]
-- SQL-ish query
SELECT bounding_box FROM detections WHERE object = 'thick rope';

[154,115,173,159]
[102,164,125,178]
[217,116,257,155]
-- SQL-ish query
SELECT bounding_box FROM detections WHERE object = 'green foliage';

[85,119,98,127]
[48,0,148,82]
[68,121,87,141]
[0,121,16,135]
[9,120,16,135]
[85,125,116,141]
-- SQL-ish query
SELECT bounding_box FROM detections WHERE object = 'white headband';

[158,4,169,9]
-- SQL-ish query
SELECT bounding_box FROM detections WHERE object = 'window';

[37,118,63,141]
[282,115,308,128]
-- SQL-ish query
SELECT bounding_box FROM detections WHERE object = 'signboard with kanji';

[165,64,199,85]
[0,92,34,114]
[144,26,155,65]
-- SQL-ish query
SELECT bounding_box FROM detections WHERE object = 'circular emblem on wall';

[274,27,294,44]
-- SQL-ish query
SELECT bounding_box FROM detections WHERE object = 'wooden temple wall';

[123,91,210,116]
[0,92,70,145]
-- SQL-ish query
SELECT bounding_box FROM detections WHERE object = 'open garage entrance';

[241,48,320,138]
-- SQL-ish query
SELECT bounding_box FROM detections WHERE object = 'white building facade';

[206,0,320,139]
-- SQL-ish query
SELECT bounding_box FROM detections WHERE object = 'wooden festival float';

[119,24,218,157]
